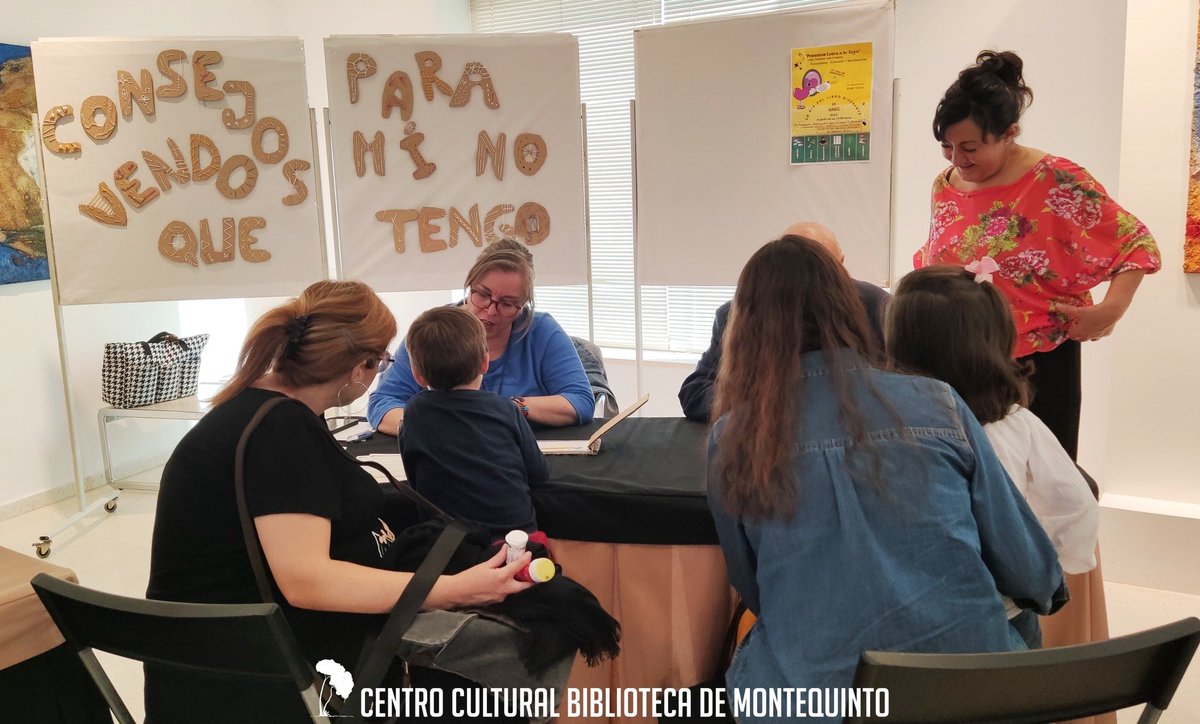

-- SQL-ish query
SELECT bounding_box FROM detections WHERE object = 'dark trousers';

[1009,609,1044,649]
[1018,340,1081,461]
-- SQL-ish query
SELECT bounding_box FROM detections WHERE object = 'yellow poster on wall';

[790,42,873,164]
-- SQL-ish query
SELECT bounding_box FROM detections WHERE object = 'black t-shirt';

[145,387,398,721]
[399,389,547,536]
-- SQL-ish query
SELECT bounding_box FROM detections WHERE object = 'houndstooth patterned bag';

[101,332,209,408]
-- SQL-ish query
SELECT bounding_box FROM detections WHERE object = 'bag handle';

[309,407,452,520]
[341,451,452,521]
[233,396,291,603]
[233,395,466,711]
[346,521,467,724]
[148,331,190,350]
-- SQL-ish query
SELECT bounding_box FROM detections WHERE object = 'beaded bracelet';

[510,396,530,418]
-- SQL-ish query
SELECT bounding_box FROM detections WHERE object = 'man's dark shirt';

[678,280,891,421]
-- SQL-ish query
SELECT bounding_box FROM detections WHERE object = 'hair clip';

[964,256,1000,284]
[284,314,312,357]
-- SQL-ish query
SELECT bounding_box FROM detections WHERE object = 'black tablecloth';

[353,417,717,545]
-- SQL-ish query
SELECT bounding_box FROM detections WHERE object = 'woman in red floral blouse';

[915,50,1160,460]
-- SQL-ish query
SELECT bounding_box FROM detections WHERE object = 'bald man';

[678,223,891,422]
[781,221,845,262]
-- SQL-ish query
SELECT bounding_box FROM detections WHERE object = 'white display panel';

[324,34,586,292]
[635,1,895,287]
[32,37,325,305]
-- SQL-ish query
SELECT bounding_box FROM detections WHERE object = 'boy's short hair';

[406,306,487,391]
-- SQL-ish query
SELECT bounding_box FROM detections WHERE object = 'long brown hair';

[887,266,1030,424]
[464,238,536,334]
[212,280,397,407]
[712,236,879,520]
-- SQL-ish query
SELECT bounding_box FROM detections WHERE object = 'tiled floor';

[4,487,1200,723]
[3,489,158,721]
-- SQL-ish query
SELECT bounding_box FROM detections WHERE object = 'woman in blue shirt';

[369,238,594,433]
[707,236,1065,721]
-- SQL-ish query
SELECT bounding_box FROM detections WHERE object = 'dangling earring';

[336,380,369,419]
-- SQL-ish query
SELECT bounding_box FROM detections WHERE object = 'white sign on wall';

[324,34,586,292]
[635,3,895,287]
[31,38,325,305]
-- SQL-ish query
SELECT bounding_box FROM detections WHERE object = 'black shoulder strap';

[234,396,455,601]
[349,521,467,721]
[233,395,292,603]
[329,439,452,522]
[233,395,472,710]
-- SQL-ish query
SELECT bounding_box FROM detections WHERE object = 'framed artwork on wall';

[1187,15,1200,273]
[0,43,49,285]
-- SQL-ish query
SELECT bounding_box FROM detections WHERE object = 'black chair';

[570,335,619,417]
[30,572,329,724]
[847,617,1200,724]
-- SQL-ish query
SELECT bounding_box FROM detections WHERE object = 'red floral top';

[914,155,1161,357]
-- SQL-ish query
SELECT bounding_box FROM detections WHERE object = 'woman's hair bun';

[934,49,1032,140]
[974,49,1025,91]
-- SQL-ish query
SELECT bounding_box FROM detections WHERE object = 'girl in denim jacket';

[707,237,1064,722]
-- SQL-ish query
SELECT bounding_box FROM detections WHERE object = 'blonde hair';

[212,280,397,407]
[464,238,536,333]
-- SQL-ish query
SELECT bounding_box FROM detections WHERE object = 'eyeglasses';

[467,288,525,317]
[376,353,395,373]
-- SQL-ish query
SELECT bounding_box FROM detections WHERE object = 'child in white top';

[887,264,1098,647]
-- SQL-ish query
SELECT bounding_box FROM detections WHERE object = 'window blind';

[471,0,825,352]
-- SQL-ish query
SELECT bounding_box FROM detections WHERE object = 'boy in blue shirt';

[399,306,548,536]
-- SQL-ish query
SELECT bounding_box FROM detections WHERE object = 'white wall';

[611,0,1134,429]
[893,0,1129,481]
[0,0,470,514]
[1106,0,1200,507]
[0,291,64,505]
[893,0,1200,592]
[892,0,1200,510]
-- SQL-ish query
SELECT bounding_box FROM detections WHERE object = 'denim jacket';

[708,350,1063,722]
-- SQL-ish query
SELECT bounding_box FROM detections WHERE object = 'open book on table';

[537,394,650,456]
